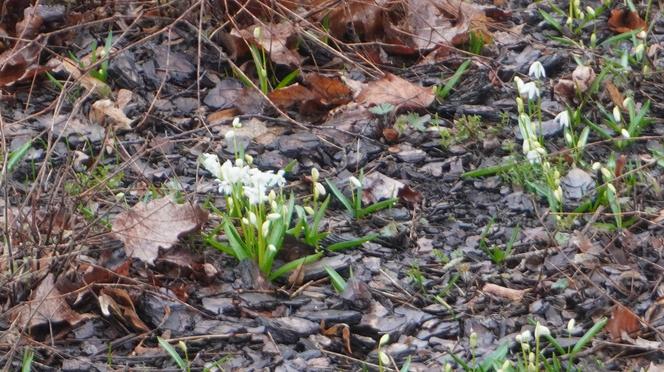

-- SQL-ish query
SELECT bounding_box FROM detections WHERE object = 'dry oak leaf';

[606,304,641,341]
[13,273,90,334]
[112,197,208,265]
[482,282,527,302]
[608,8,647,34]
[357,73,434,109]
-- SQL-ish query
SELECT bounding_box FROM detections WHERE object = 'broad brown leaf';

[606,304,641,341]
[608,8,647,33]
[13,273,89,335]
[357,73,434,108]
[112,198,208,265]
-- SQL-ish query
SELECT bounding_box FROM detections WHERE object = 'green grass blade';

[223,218,250,260]
[324,265,347,293]
[157,337,187,370]
[359,198,397,217]
[275,69,300,89]
[326,179,354,214]
[269,252,323,280]
[437,60,471,99]
[571,317,607,355]
[327,233,377,252]
[479,343,509,371]
[312,195,330,233]
[462,161,518,178]
[538,9,563,33]
[606,185,622,228]
[203,234,235,256]
[21,348,34,372]
[6,140,32,174]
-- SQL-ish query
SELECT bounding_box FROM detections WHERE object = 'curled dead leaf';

[608,8,647,34]
[482,282,527,302]
[90,98,134,131]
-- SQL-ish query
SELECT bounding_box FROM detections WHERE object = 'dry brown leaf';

[328,1,385,42]
[112,197,208,265]
[243,22,302,67]
[604,80,624,109]
[606,304,641,341]
[90,98,134,131]
[482,283,526,301]
[13,273,89,334]
[357,73,434,108]
[608,8,647,34]
[207,108,240,125]
[99,287,150,332]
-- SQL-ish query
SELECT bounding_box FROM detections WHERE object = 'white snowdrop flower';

[623,97,634,109]
[349,176,362,189]
[200,153,222,179]
[244,154,253,165]
[267,213,281,221]
[253,27,262,40]
[555,110,570,128]
[637,30,647,39]
[235,158,244,167]
[591,162,602,171]
[267,244,277,254]
[528,61,546,80]
[612,106,622,122]
[268,190,276,202]
[577,10,584,19]
[311,167,320,182]
[243,186,264,205]
[232,117,242,128]
[633,43,645,57]
[218,181,233,195]
[261,220,270,237]
[271,200,278,211]
[518,330,533,343]
[607,183,617,194]
[526,150,541,164]
[522,140,531,154]
[514,76,524,91]
[566,16,573,26]
[554,187,563,203]
[621,128,631,138]
[516,97,524,113]
[225,130,235,140]
[241,217,249,225]
[304,206,315,215]
[469,331,478,348]
[314,182,326,197]
[601,167,613,180]
[585,6,595,18]
[248,211,257,226]
[567,318,576,334]
[564,131,574,146]
[534,322,550,339]
[519,81,540,101]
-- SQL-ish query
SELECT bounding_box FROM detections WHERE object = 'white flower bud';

[311,167,320,182]
[267,213,282,221]
[592,162,602,171]
[612,106,622,122]
[232,117,242,128]
[349,176,362,189]
[261,220,270,237]
[242,217,249,225]
[534,322,550,339]
[607,183,617,194]
[244,154,253,165]
[248,211,257,226]
[469,331,478,348]
[314,182,326,197]
[268,190,276,202]
[590,33,597,47]
[637,30,647,39]
[620,128,631,138]
[567,318,576,334]
[565,131,574,146]
[516,97,524,113]
[304,206,315,215]
[585,6,595,18]
[601,167,613,180]
[253,27,262,40]
[622,97,633,109]
[225,130,235,140]
[554,187,563,202]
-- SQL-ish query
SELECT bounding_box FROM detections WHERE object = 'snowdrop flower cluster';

[517,114,546,164]
[200,153,286,205]
[514,76,540,101]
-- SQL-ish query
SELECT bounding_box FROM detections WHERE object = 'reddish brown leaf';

[382,127,400,143]
[357,73,434,109]
[397,185,422,206]
[608,8,647,34]
[328,1,385,42]
[606,304,641,341]
[268,83,317,110]
[605,80,624,109]
[112,198,208,265]
[240,22,302,67]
